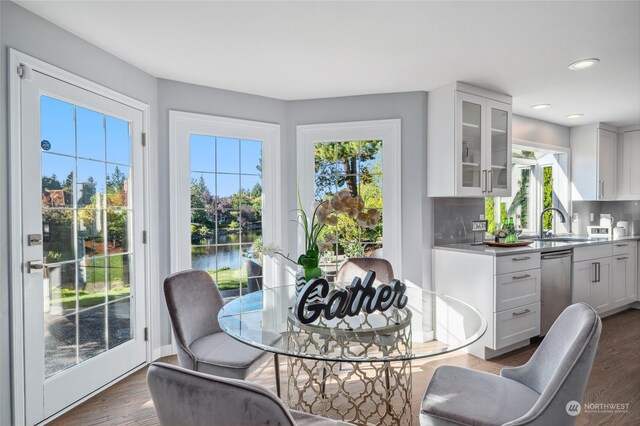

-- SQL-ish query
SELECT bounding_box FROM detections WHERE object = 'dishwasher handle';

[541,250,573,260]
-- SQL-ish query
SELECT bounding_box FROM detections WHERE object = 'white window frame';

[296,119,402,280]
[490,140,571,236]
[169,111,282,287]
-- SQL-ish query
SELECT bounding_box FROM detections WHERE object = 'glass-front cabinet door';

[456,92,485,196]
[486,99,512,196]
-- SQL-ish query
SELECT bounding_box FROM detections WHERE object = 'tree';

[507,168,530,228]
[543,166,553,229]
[314,140,382,199]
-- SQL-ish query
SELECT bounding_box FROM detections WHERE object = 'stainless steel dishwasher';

[540,249,573,335]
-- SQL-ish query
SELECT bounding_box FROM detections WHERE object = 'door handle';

[27,260,44,274]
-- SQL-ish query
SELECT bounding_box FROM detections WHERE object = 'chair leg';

[274,353,281,398]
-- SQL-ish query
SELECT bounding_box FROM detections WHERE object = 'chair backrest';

[336,257,394,285]
[147,362,295,426]
[163,269,224,357]
[503,303,602,425]
[245,260,263,293]
[367,248,384,259]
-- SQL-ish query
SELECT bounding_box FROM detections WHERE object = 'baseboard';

[152,344,176,361]
[600,303,639,318]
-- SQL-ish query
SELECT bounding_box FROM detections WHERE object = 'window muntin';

[189,135,263,298]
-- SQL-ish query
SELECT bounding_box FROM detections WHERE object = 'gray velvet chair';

[147,362,352,426]
[336,257,394,284]
[420,303,602,426]
[164,269,282,396]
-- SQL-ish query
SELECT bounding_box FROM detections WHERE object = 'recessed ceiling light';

[566,114,584,119]
[568,58,600,70]
[532,104,551,110]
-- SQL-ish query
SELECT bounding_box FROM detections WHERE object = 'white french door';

[19,69,146,424]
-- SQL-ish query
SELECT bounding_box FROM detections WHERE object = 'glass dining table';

[218,283,487,426]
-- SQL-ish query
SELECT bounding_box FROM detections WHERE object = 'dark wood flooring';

[49,309,640,425]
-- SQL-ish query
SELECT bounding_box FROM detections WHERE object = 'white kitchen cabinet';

[611,243,637,307]
[428,82,512,197]
[572,257,611,314]
[618,130,640,200]
[434,249,540,360]
[571,124,617,201]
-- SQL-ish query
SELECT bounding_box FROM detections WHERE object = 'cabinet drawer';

[496,252,541,275]
[494,302,540,349]
[613,242,632,255]
[495,269,541,312]
[574,244,612,262]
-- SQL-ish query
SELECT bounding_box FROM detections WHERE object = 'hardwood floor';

[50,309,640,426]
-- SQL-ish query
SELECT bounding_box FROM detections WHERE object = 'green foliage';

[543,166,553,229]
[485,198,496,233]
[507,167,531,228]
[500,202,507,224]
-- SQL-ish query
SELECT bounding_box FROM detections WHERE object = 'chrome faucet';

[539,207,566,239]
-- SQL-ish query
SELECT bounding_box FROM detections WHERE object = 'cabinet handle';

[616,257,628,261]
[482,170,487,192]
[512,274,531,280]
[488,170,493,193]
[512,309,531,317]
[615,244,628,247]
[596,262,601,283]
[592,263,597,283]
[512,256,531,262]
[599,180,605,199]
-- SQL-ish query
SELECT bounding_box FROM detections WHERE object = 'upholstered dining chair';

[164,269,282,396]
[420,303,602,426]
[245,259,263,293]
[336,257,394,284]
[148,362,352,426]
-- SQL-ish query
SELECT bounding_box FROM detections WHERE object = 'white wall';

[513,114,570,148]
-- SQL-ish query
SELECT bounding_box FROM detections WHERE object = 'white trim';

[8,49,153,426]
[168,111,282,287]
[296,119,402,280]
[152,344,176,361]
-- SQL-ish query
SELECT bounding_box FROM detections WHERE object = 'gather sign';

[294,270,409,325]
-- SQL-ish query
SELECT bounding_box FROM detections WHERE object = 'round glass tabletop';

[218,283,487,363]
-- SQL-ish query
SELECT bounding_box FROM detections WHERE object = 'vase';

[295,268,324,305]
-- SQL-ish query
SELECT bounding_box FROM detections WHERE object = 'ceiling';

[16,1,640,127]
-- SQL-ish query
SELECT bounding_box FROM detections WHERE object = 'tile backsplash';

[433,198,640,247]
[433,198,485,245]
[572,200,640,236]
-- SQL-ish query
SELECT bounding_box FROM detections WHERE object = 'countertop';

[434,235,640,257]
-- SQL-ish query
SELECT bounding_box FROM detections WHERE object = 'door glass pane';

[40,97,135,378]
[190,135,263,301]
[313,140,384,279]
[462,101,482,189]
[490,107,509,190]
[44,264,78,378]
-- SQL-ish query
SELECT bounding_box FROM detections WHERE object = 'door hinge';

[144,327,149,341]
[16,64,33,81]
[142,230,148,244]
[141,132,147,147]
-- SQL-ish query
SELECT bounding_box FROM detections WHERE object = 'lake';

[191,230,261,271]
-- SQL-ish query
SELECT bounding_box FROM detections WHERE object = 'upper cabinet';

[618,129,640,200]
[428,82,512,197]
[571,123,617,201]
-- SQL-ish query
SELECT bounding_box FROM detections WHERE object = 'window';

[313,140,383,276]
[189,136,263,296]
[170,112,280,299]
[297,120,402,280]
[486,145,570,236]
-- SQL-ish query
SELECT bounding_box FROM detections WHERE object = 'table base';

[287,357,412,425]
